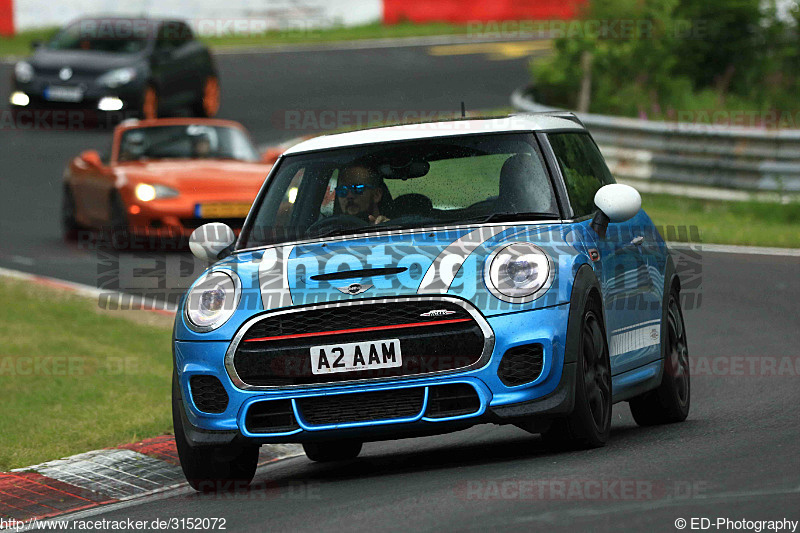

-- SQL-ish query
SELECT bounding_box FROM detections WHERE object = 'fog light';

[10,91,30,106]
[98,97,123,111]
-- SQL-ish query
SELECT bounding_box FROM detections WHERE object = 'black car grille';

[232,299,486,387]
[424,384,481,418]
[244,400,299,434]
[296,387,425,425]
[497,344,545,386]
[189,375,229,413]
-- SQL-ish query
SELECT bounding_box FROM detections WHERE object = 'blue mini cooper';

[173,113,690,491]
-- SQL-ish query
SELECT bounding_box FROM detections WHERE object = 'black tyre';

[141,84,158,120]
[192,75,220,117]
[172,373,259,492]
[629,289,690,425]
[542,294,612,449]
[106,192,131,250]
[302,441,362,463]
[62,185,82,241]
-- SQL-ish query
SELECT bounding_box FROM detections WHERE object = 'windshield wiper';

[446,212,559,225]
[311,224,408,240]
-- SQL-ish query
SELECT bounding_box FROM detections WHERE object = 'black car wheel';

[141,84,158,120]
[172,373,259,492]
[303,441,363,463]
[629,288,690,425]
[542,294,612,449]
[192,75,220,117]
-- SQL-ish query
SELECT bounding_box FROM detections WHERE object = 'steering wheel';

[305,214,369,237]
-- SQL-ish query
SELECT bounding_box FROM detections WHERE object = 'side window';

[548,133,615,217]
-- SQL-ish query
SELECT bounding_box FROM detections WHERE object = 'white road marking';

[10,255,34,266]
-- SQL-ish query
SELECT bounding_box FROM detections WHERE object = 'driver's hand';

[369,215,390,225]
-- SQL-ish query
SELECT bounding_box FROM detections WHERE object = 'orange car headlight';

[135,183,179,202]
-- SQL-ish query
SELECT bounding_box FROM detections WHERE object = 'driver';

[336,165,389,225]
[191,133,212,158]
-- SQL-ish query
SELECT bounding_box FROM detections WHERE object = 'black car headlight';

[484,243,553,303]
[97,67,137,88]
[185,271,241,332]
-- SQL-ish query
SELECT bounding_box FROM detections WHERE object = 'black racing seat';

[388,193,433,218]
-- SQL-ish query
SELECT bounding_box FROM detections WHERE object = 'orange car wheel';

[62,185,81,241]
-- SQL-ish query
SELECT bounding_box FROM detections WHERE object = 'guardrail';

[511,88,800,194]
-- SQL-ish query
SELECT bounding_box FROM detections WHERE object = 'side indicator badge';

[589,249,600,262]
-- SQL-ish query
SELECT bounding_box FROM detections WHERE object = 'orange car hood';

[118,160,272,195]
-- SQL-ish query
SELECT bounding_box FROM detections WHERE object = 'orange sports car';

[62,118,280,242]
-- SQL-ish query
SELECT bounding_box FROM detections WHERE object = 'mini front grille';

[233,299,487,387]
[296,388,425,425]
[189,375,229,414]
[244,400,299,434]
[425,384,481,418]
[497,344,545,387]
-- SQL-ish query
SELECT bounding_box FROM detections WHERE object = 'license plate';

[197,203,251,218]
[44,85,83,102]
[310,339,402,375]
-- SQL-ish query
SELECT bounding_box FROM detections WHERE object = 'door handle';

[631,236,645,246]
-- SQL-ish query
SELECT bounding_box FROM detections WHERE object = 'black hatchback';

[9,17,219,120]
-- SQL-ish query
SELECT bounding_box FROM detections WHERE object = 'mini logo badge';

[59,67,73,81]
[420,309,456,317]
[650,328,659,340]
[336,283,372,295]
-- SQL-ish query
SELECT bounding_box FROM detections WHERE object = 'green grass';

[642,193,800,248]
[0,20,530,58]
[0,279,174,471]
[0,27,59,57]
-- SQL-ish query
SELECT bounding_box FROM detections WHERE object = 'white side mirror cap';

[594,184,641,223]
[189,223,236,262]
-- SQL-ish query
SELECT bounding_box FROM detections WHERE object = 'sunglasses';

[335,184,376,198]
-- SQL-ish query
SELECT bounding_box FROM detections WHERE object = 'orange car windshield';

[117,125,259,163]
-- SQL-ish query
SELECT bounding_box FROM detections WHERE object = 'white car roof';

[282,113,584,155]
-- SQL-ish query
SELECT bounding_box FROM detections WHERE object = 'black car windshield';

[47,20,150,54]
[118,125,260,162]
[239,132,559,249]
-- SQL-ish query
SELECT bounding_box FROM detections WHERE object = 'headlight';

[15,61,34,83]
[97,67,137,88]
[134,183,179,202]
[484,243,553,303]
[185,271,240,331]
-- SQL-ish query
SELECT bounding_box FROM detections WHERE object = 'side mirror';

[189,222,236,262]
[260,148,283,164]
[31,40,42,50]
[590,184,641,238]
[79,150,103,168]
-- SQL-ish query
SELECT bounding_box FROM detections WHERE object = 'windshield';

[117,125,260,162]
[47,20,150,54]
[239,132,558,249]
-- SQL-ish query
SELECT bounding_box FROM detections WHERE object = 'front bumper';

[10,79,144,112]
[115,195,250,240]
[175,303,574,446]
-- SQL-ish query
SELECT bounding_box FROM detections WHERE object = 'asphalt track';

[2,41,799,531]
